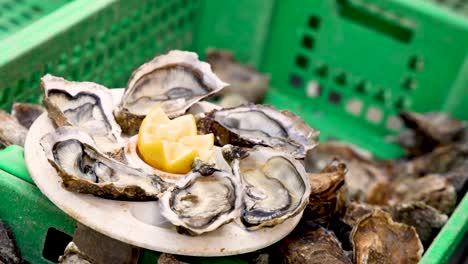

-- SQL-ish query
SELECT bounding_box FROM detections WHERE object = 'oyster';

[206,49,270,104]
[41,127,169,200]
[226,146,310,230]
[305,159,346,225]
[159,167,241,235]
[351,210,423,264]
[0,110,28,148]
[58,242,94,264]
[367,175,457,214]
[11,102,45,129]
[199,104,319,159]
[115,50,228,134]
[0,218,23,264]
[41,74,122,154]
[278,223,352,264]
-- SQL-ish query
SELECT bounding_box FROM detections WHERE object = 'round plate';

[24,89,302,256]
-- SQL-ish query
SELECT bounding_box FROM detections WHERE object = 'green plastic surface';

[0,0,467,263]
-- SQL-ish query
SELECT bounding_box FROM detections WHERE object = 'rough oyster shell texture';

[41,74,123,155]
[41,127,169,200]
[115,50,228,135]
[198,104,319,159]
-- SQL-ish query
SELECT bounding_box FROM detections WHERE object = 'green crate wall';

[0,0,467,263]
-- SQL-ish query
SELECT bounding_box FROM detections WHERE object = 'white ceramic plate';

[24,89,301,256]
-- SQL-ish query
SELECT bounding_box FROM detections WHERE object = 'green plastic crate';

[0,0,467,263]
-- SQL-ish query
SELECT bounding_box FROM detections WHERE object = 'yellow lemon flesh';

[137,107,214,174]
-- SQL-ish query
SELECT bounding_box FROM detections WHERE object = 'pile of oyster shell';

[38,50,317,235]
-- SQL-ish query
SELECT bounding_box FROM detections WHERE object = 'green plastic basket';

[0,0,467,263]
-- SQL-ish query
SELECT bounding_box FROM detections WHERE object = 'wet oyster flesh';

[199,104,319,159]
[115,50,228,134]
[41,127,169,200]
[159,168,241,235]
[41,74,122,154]
[226,146,311,230]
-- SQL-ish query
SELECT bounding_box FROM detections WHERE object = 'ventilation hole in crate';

[72,46,82,59]
[84,61,93,74]
[302,35,314,50]
[188,10,196,21]
[366,107,383,124]
[408,55,424,71]
[15,79,25,97]
[402,76,417,90]
[44,63,53,74]
[2,2,12,10]
[9,18,20,26]
[314,63,328,78]
[386,115,403,131]
[306,80,322,98]
[108,45,116,58]
[72,69,80,80]
[374,89,387,102]
[328,91,342,104]
[0,25,7,32]
[42,228,72,262]
[178,16,185,28]
[133,10,141,21]
[0,87,10,105]
[289,74,303,88]
[171,3,178,13]
[308,15,320,30]
[119,38,127,50]
[98,31,108,45]
[31,5,43,14]
[346,99,363,115]
[85,38,95,53]
[334,72,347,86]
[355,81,369,94]
[394,97,408,109]
[21,11,32,20]
[295,55,309,69]
[96,53,104,67]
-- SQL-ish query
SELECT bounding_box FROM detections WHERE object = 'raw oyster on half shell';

[115,50,228,135]
[41,74,123,155]
[159,166,242,235]
[41,127,169,200]
[225,145,311,230]
[198,104,319,159]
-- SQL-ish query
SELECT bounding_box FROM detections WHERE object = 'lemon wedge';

[137,107,214,174]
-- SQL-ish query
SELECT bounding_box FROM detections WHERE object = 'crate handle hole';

[42,227,72,262]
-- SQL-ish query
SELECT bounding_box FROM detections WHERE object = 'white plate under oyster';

[38,50,318,235]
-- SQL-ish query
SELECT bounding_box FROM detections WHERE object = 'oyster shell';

[0,110,28,148]
[115,50,228,134]
[0,218,23,264]
[226,145,310,230]
[41,74,122,154]
[12,102,45,129]
[159,167,242,235]
[305,159,346,225]
[41,127,169,200]
[351,210,423,264]
[199,104,319,159]
[367,175,457,214]
[206,49,270,104]
[278,223,352,264]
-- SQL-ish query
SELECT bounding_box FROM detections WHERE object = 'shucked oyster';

[199,104,319,159]
[41,127,169,200]
[159,167,242,235]
[41,75,123,154]
[225,146,311,230]
[351,210,423,264]
[115,50,228,135]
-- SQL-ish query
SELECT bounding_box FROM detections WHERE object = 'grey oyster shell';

[41,74,123,155]
[0,110,28,148]
[159,169,242,235]
[115,50,228,135]
[227,145,311,230]
[198,104,319,159]
[11,102,45,129]
[41,127,169,200]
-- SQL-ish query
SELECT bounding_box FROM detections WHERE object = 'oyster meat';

[115,50,228,134]
[351,210,423,264]
[199,104,319,158]
[159,167,242,235]
[41,74,122,154]
[41,127,169,200]
[12,102,46,129]
[227,146,310,230]
[206,49,270,104]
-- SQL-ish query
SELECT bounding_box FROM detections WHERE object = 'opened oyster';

[41,127,169,200]
[199,104,319,159]
[41,75,123,154]
[115,50,228,134]
[159,168,242,235]
[0,110,28,148]
[225,146,310,230]
[351,210,423,264]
